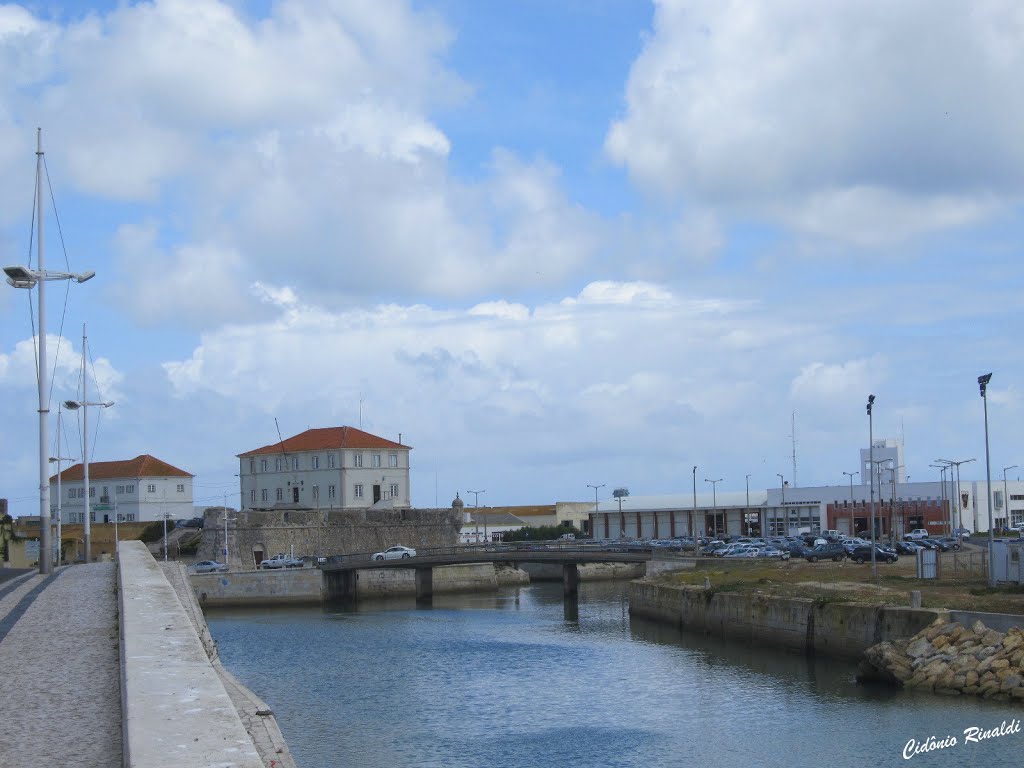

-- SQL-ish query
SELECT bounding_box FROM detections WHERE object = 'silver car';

[192,560,228,573]
[372,545,417,561]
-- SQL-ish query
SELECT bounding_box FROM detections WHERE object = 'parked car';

[953,528,971,537]
[803,543,846,562]
[905,529,931,541]
[191,560,228,573]
[372,545,417,561]
[934,537,962,551]
[701,541,728,556]
[848,545,898,564]
[893,541,921,556]
[182,517,205,529]
[260,553,305,569]
[757,545,791,561]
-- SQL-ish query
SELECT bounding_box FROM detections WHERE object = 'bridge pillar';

[415,567,433,604]
[562,563,580,598]
[323,569,358,605]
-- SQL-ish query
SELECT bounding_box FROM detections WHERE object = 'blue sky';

[1,0,1022,514]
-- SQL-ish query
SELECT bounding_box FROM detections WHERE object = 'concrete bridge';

[321,542,654,603]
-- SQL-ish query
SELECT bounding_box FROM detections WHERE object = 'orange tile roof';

[50,454,193,482]
[237,426,410,457]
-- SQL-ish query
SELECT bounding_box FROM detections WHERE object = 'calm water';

[206,582,1022,768]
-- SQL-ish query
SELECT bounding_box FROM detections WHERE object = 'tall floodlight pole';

[692,466,697,536]
[1004,466,1019,530]
[588,483,605,538]
[705,478,722,536]
[936,458,975,538]
[867,395,877,578]
[468,489,485,537]
[843,471,858,505]
[776,473,785,536]
[930,464,948,534]
[979,373,995,587]
[745,474,751,534]
[3,131,95,574]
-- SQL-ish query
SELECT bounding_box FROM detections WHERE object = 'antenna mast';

[790,411,797,488]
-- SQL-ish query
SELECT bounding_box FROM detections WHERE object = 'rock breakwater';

[860,618,1024,701]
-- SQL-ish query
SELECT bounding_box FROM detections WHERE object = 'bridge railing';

[318,539,662,566]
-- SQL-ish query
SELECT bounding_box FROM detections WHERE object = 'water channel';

[206,582,1022,767]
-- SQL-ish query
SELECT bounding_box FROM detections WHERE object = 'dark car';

[849,545,898,564]
[933,537,962,551]
[923,538,951,552]
[785,541,810,558]
[700,542,728,557]
[893,540,921,556]
[183,517,205,528]
[803,543,847,562]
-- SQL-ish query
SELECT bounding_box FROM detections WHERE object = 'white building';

[238,426,411,510]
[49,454,194,524]
[860,438,907,484]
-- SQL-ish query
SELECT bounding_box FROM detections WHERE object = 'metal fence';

[937,550,988,581]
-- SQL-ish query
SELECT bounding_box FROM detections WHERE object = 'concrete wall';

[629,580,943,660]
[192,562,528,606]
[520,562,645,582]
[117,541,263,767]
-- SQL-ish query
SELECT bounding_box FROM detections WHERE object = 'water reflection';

[206,581,1022,768]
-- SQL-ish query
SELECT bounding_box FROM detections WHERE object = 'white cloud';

[606,0,1024,244]
[789,359,879,405]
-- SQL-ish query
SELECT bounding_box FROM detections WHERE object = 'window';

[276,488,283,501]
[275,458,282,471]
[293,457,299,470]
[312,455,320,470]
[261,489,269,502]
[89,487,95,498]
[126,513,136,522]
[126,484,134,493]
[250,460,255,473]
[994,491,1004,511]
[116,485,125,495]
[260,459,267,472]
[354,484,364,499]
[90,511,96,522]
[147,484,156,493]
[68,488,75,499]
[372,454,382,468]
[389,453,398,468]
[390,483,399,498]
[251,490,256,503]
[328,485,336,499]
[353,453,363,468]
[312,485,320,500]
[327,453,336,469]
[176,483,185,493]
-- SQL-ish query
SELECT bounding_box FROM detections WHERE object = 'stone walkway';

[0,564,122,768]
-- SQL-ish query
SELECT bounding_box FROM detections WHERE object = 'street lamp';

[867,394,877,578]
[1004,466,1019,530]
[588,483,605,537]
[221,511,236,568]
[691,466,697,536]
[63,390,114,565]
[979,373,994,587]
[935,458,975,537]
[705,478,722,536]
[745,474,751,535]
[776,473,785,537]
[930,464,948,534]
[48,402,77,567]
[468,489,485,539]
[4,131,96,574]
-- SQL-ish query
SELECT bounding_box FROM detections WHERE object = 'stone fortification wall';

[628,580,942,660]
[196,507,462,569]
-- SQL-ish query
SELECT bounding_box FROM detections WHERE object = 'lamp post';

[776,473,785,536]
[978,373,995,586]
[64,383,114,565]
[691,466,697,536]
[866,395,877,578]
[936,458,975,538]
[930,464,948,534]
[588,484,605,538]
[48,403,77,567]
[705,478,722,536]
[3,132,96,574]
[220,510,236,568]
[468,489,485,540]
[745,474,751,535]
[1004,466,1019,530]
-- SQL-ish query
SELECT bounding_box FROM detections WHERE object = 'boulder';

[981,629,1005,647]
[1011,687,1024,700]
[965,670,979,687]
[906,636,935,659]
[972,619,987,634]
[1000,674,1021,691]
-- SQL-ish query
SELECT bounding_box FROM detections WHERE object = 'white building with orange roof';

[49,454,194,524]
[237,426,411,510]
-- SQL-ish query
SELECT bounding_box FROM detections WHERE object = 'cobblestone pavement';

[0,564,122,768]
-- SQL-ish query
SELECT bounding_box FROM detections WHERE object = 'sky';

[1,0,1022,516]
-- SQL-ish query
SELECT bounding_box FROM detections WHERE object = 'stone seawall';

[628,580,942,660]
[521,562,646,582]
[193,563,528,606]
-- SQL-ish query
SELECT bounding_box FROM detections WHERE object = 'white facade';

[859,438,907,484]
[49,455,194,524]
[238,427,411,511]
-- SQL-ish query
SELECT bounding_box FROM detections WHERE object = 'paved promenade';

[0,564,122,768]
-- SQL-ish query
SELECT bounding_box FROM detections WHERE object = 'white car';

[372,545,417,561]
[906,529,930,541]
